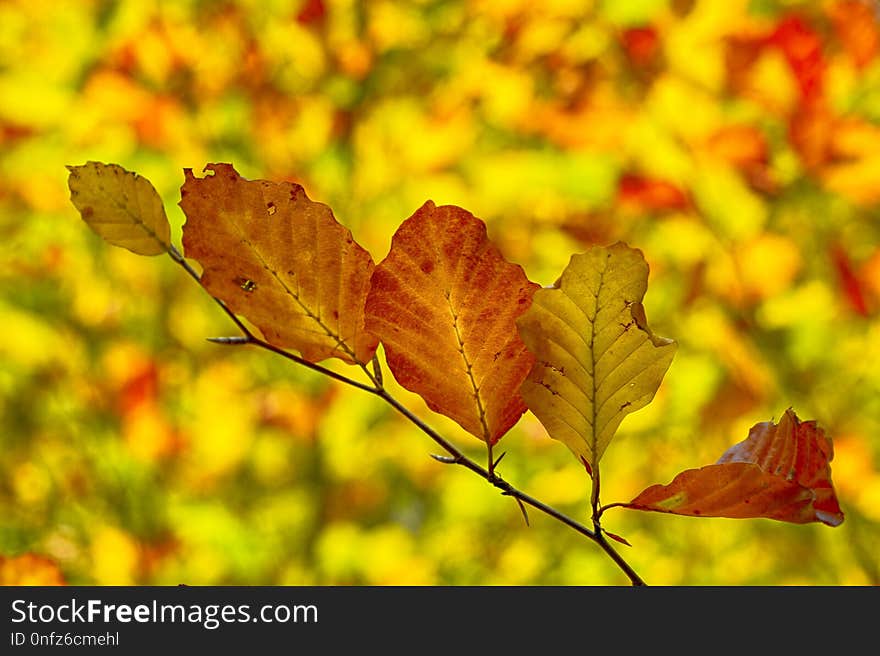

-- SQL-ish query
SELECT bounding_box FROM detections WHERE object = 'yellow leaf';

[66,162,171,256]
[516,242,676,468]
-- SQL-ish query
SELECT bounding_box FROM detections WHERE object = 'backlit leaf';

[623,409,844,526]
[516,242,676,469]
[364,201,538,444]
[67,162,171,256]
[180,163,378,365]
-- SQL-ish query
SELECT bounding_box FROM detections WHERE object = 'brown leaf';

[180,164,378,365]
[624,409,844,526]
[364,201,539,444]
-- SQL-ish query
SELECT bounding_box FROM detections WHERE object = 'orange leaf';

[617,174,690,213]
[788,100,835,171]
[705,125,768,171]
[623,409,844,526]
[770,15,825,101]
[0,554,66,585]
[180,164,378,365]
[829,0,879,69]
[364,201,538,444]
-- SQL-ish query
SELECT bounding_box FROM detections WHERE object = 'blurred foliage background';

[2,0,879,586]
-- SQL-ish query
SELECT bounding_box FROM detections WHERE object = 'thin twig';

[168,246,377,394]
[598,502,627,519]
[166,245,646,586]
[374,387,645,586]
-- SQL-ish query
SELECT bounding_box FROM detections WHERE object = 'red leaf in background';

[829,0,880,69]
[297,0,326,26]
[0,121,36,147]
[621,26,661,68]
[622,409,844,526]
[617,174,690,213]
[119,360,159,416]
[770,15,826,101]
[830,243,870,316]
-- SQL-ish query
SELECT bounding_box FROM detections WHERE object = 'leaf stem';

[598,502,627,519]
[167,245,646,586]
[591,464,602,527]
[487,441,495,480]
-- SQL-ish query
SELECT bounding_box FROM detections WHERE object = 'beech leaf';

[623,409,844,526]
[67,162,171,256]
[364,201,539,444]
[516,242,676,469]
[180,163,378,365]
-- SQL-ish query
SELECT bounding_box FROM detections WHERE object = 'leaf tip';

[816,509,845,527]
[603,530,632,547]
[579,455,593,478]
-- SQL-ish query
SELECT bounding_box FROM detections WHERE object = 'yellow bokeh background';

[2,0,879,585]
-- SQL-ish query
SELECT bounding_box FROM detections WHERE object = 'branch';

[169,246,377,394]
[380,387,645,585]
[166,246,646,586]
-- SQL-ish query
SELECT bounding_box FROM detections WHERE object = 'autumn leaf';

[516,243,676,470]
[830,243,870,317]
[622,409,844,526]
[0,553,66,585]
[179,163,378,365]
[364,201,538,444]
[621,26,661,70]
[770,15,825,101]
[67,161,171,256]
[705,125,768,171]
[829,0,879,69]
[617,174,690,213]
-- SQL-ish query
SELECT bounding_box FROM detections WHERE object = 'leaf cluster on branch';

[67,161,844,585]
